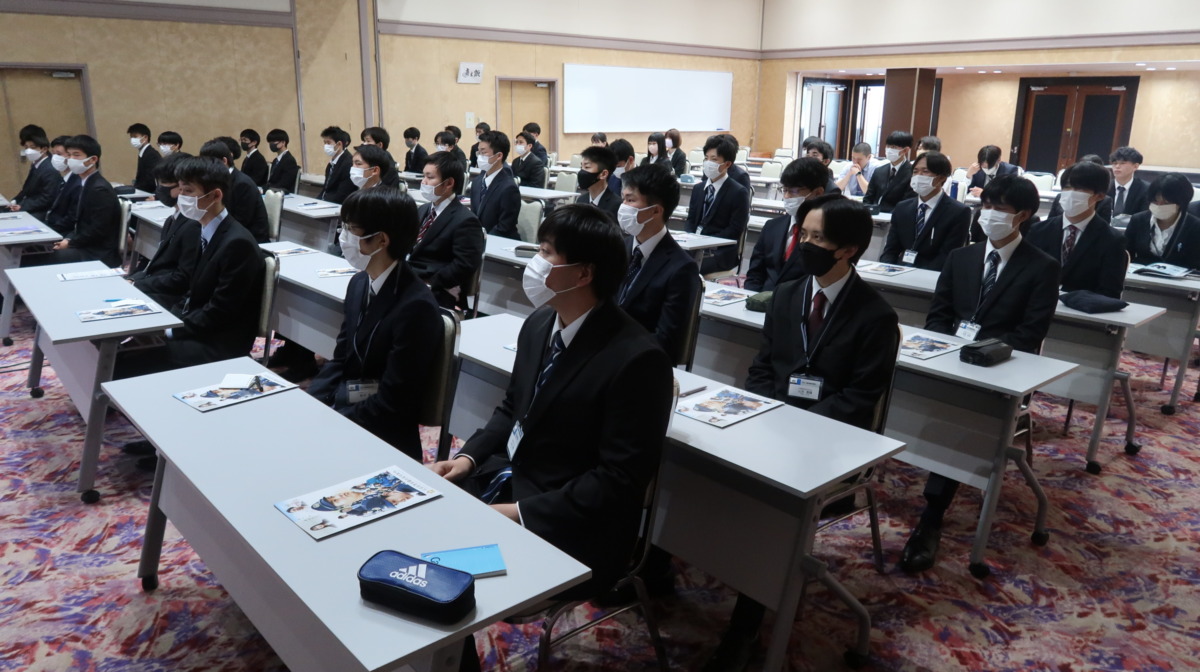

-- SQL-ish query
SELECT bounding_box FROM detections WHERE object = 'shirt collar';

[1114,176,1134,190]
[553,306,594,349]
[246,148,258,157]
[484,166,500,188]
[331,150,343,165]
[1063,211,1095,233]
[277,149,289,158]
[634,226,669,262]
[813,266,853,306]
[708,172,729,194]
[200,208,229,244]
[918,190,943,212]
[431,194,453,217]
[985,232,1022,265]
[370,260,399,295]
[33,155,47,169]
[138,144,148,158]
[590,189,606,206]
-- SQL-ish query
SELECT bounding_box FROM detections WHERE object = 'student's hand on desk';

[491,503,519,522]
[969,187,983,197]
[8,204,20,211]
[430,456,472,482]
[53,239,70,250]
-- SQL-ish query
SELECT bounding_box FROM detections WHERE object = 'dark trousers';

[920,473,961,527]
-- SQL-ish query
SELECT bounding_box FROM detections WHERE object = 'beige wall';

[378,34,761,161]
[0,69,89,197]
[295,0,367,172]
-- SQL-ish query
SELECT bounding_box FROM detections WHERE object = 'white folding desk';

[0,211,62,345]
[888,327,1076,577]
[1121,268,1200,414]
[130,202,174,260]
[6,261,181,501]
[114,186,153,201]
[102,357,589,672]
[260,242,354,359]
[300,172,325,186]
[692,283,765,386]
[517,186,578,203]
[280,194,342,250]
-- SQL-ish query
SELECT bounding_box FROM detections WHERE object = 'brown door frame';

[0,62,97,137]
[799,77,853,156]
[1010,76,1139,169]
[495,77,559,153]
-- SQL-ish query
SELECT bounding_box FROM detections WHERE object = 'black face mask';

[156,185,178,208]
[269,142,280,153]
[797,242,839,278]
[576,169,601,191]
[240,142,252,152]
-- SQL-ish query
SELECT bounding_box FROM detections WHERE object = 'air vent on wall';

[50,71,76,78]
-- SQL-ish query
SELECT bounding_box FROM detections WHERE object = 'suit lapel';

[194,218,228,278]
[355,267,403,358]
[522,303,615,430]
[1064,220,1103,274]
[414,200,457,251]
[972,243,1011,319]
[624,233,676,301]
[702,180,727,226]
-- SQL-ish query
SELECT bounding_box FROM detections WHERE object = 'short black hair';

[1061,161,1111,195]
[915,150,952,178]
[977,145,1002,167]
[646,133,666,157]
[24,134,49,149]
[362,126,390,149]
[403,127,420,141]
[339,186,419,258]
[354,144,392,172]
[477,130,510,162]
[702,135,737,164]
[536,203,626,301]
[780,157,829,191]
[321,126,351,147]
[591,132,608,144]
[885,131,914,149]
[801,136,820,150]
[717,133,740,147]
[581,146,616,175]
[919,135,941,151]
[175,156,231,194]
[852,142,872,155]
[216,136,241,160]
[610,138,635,163]
[50,135,70,148]
[516,131,537,147]
[444,125,462,140]
[153,151,192,183]
[622,163,680,218]
[1110,146,1144,164]
[267,129,290,145]
[199,139,234,165]
[807,140,834,162]
[158,131,182,147]
[522,122,541,136]
[127,123,151,137]
[1079,154,1104,166]
[475,122,491,133]
[801,194,873,263]
[980,175,1039,216]
[19,124,46,143]
[1149,173,1195,210]
[65,134,101,158]
[425,151,466,196]
[240,129,260,144]
[434,131,457,147]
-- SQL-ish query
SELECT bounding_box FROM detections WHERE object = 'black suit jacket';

[226,168,270,243]
[618,232,701,363]
[864,161,915,213]
[668,149,688,177]
[461,302,673,590]
[408,199,485,308]
[14,156,61,221]
[1047,193,1114,223]
[745,213,790,292]
[529,140,549,165]
[130,212,201,308]
[267,151,300,193]
[574,188,621,223]
[968,162,1020,190]
[66,172,122,267]
[470,168,522,240]
[404,144,429,173]
[1110,178,1151,217]
[320,152,356,204]
[44,174,79,235]
[307,262,442,460]
[640,154,671,170]
[1026,215,1127,299]
[728,164,753,200]
[746,271,899,430]
[512,153,546,188]
[1189,201,1200,219]
[450,146,467,167]
[880,196,972,271]
[925,239,1060,353]
[241,149,269,189]
[1124,211,1200,267]
[685,176,750,274]
[134,145,162,194]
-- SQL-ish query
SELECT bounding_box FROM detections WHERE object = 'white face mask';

[983,164,999,176]
[1059,190,1093,218]
[339,228,382,271]
[665,138,674,149]
[477,154,492,171]
[177,190,213,221]
[130,137,143,149]
[436,144,448,152]
[420,179,445,203]
[702,160,722,181]
[21,148,42,161]
[323,143,336,157]
[910,174,938,198]
[647,145,658,156]
[617,203,654,238]
[613,166,626,178]
[885,147,902,163]
[159,145,173,156]
[51,154,68,173]
[977,208,1018,240]
[783,195,806,219]
[514,144,527,157]
[1149,203,1179,222]
[522,255,579,308]
[67,157,91,175]
[349,166,369,188]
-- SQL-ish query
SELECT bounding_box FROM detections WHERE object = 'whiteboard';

[563,63,733,134]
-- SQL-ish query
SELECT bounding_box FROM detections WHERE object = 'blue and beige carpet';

[2,303,1198,671]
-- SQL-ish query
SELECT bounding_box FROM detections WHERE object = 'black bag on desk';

[959,338,1012,367]
[113,185,135,195]
[358,550,476,623]
[1059,290,1128,314]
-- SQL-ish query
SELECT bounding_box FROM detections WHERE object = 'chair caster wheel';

[2,337,11,346]
[80,489,100,504]
[844,649,869,669]
[1085,461,1102,475]
[1125,442,1142,456]
[30,387,44,398]
[968,562,991,579]
[1031,530,1049,546]
[1161,405,1175,415]
[141,575,158,592]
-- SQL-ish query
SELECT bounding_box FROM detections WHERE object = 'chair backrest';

[679,275,704,370]
[828,159,851,178]
[773,147,794,160]
[683,160,692,175]
[293,171,302,194]
[546,152,557,166]
[517,200,544,242]
[555,171,578,194]
[759,161,783,179]
[1026,173,1055,191]
[736,219,750,267]
[117,199,131,256]
[635,153,646,166]
[688,148,704,165]
[257,252,280,338]
[951,167,968,184]
[418,308,462,431]
[735,147,749,164]
[568,153,582,168]
[871,325,904,434]
[263,190,284,242]
[1053,168,1066,189]
[541,166,551,188]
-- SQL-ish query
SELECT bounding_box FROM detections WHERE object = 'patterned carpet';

[2,300,1199,672]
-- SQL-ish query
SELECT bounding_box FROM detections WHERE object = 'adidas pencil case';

[358,550,476,624]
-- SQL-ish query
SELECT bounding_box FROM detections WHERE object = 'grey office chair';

[517,200,543,243]
[677,274,704,371]
[263,190,284,242]
[257,252,281,364]
[118,198,132,269]
[292,171,302,195]
[424,309,462,462]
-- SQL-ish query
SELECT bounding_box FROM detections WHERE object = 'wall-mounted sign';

[457,62,484,84]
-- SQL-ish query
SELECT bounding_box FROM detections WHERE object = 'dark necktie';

[702,184,716,221]
[534,331,566,399]
[1115,185,1126,215]
[479,179,489,208]
[807,289,827,342]
[915,203,930,238]
[981,250,1001,301]
[1062,225,1079,264]
[199,235,208,258]
[619,248,644,303]
[416,206,436,245]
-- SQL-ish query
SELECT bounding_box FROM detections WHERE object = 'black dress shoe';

[136,455,159,472]
[700,632,760,672]
[899,523,943,573]
[122,440,155,456]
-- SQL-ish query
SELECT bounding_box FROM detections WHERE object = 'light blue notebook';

[421,544,507,578]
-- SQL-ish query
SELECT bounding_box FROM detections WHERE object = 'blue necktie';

[702,184,716,221]
[981,250,1000,301]
[619,248,644,304]
[915,203,929,238]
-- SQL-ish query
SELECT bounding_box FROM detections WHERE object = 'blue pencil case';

[359,550,476,624]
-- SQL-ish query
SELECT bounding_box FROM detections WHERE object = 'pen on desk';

[679,385,707,398]
[300,201,318,206]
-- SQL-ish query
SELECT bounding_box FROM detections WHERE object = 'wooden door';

[0,68,89,196]
[1017,83,1132,173]
[496,80,551,151]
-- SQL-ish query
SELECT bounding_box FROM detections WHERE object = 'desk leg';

[1163,302,1200,413]
[968,396,1020,579]
[27,323,45,397]
[762,497,819,672]
[77,338,117,503]
[138,454,168,592]
[692,250,704,266]
[421,642,462,672]
[0,246,18,345]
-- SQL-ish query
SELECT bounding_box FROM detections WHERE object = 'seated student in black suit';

[9,132,60,222]
[434,130,468,168]
[1124,173,1200,267]
[864,130,917,213]
[1026,161,1127,299]
[1190,200,1200,219]
[745,157,829,293]
[510,131,546,187]
[665,128,688,176]
[966,144,1020,196]
[359,126,400,187]
[880,150,972,271]
[238,129,269,189]
[590,131,608,148]
[804,139,844,195]
[899,176,1060,574]
[641,132,671,169]
[608,138,636,197]
[349,144,394,192]
[705,195,900,672]
[199,138,270,243]
[401,127,428,174]
[1108,146,1151,225]
[469,130,522,239]
[432,205,673,670]
[521,122,549,164]
[265,128,300,194]
[1047,154,1114,222]
[468,121,489,168]
[129,152,202,308]
[41,136,78,236]
[46,134,122,267]
[617,163,701,361]
[686,135,751,275]
[319,126,356,204]
[409,151,485,310]
[574,145,621,222]
[307,187,442,461]
[157,130,182,157]
[127,122,162,194]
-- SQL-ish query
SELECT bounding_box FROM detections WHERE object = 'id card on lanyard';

[794,276,845,401]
